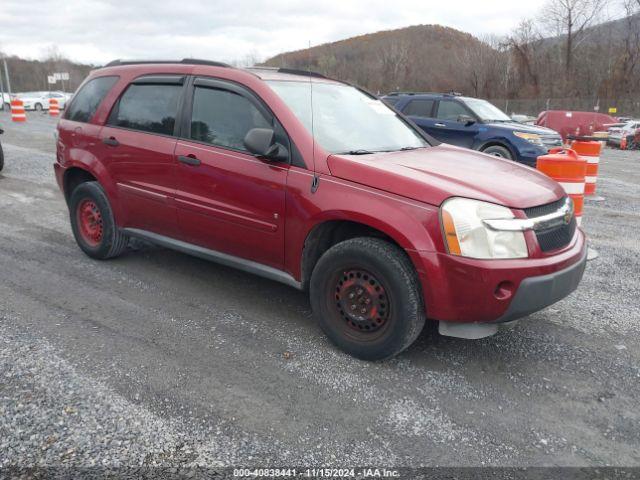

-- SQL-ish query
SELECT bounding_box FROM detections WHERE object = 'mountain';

[263,25,496,95]
[263,13,640,107]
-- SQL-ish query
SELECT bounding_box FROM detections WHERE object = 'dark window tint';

[190,86,271,151]
[65,76,118,123]
[382,97,400,107]
[403,99,435,117]
[436,100,469,121]
[108,84,182,135]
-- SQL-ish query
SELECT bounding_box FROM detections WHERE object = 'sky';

[0,0,552,65]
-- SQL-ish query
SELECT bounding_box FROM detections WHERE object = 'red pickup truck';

[54,60,587,360]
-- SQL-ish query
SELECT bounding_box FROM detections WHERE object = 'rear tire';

[482,145,512,160]
[0,143,4,172]
[310,237,426,360]
[34,103,43,112]
[69,181,127,259]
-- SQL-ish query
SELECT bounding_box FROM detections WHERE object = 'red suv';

[55,60,587,360]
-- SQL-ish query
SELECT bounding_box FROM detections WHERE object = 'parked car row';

[1,91,73,111]
[16,91,73,111]
[608,119,640,147]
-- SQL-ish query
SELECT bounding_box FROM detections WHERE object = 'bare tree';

[618,0,640,94]
[540,0,609,71]
[378,38,410,91]
[506,20,543,96]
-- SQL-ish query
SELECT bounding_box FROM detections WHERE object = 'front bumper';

[492,245,586,323]
[408,229,587,324]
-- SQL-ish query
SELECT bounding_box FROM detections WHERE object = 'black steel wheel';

[310,237,426,360]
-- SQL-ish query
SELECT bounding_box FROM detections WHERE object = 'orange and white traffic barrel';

[10,99,26,122]
[49,98,60,116]
[536,147,586,226]
[571,140,601,196]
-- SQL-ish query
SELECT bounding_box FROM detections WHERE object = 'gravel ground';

[0,110,639,473]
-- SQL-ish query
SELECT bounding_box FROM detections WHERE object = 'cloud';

[0,0,550,65]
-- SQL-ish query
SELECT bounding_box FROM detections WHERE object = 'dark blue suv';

[382,92,562,166]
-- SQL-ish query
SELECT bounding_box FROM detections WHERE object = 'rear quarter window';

[65,76,119,123]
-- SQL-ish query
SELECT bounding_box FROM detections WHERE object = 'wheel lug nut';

[365,298,371,304]
[360,308,367,314]
[357,289,363,295]
[350,304,357,310]
[349,293,355,299]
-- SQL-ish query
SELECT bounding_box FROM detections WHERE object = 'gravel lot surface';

[0,110,639,472]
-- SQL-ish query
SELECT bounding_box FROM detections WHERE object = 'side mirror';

[243,128,288,161]
[457,115,476,126]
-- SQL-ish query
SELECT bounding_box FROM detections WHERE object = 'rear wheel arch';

[63,167,98,204]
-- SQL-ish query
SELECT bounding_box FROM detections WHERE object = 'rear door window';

[190,85,271,151]
[403,99,435,118]
[65,76,118,123]
[108,82,182,136]
[436,100,469,121]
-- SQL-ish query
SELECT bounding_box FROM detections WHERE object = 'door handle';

[102,136,119,146]
[435,123,446,127]
[178,155,201,166]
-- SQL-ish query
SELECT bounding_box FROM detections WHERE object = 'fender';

[283,168,442,282]
[63,149,124,223]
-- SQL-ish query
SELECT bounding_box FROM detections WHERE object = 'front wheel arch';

[479,141,515,159]
[300,219,417,292]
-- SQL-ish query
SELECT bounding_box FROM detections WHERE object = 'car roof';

[382,92,470,101]
[96,59,344,85]
[245,67,343,84]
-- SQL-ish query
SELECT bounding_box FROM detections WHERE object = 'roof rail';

[104,58,231,68]
[385,91,439,97]
[385,91,464,97]
[277,67,327,79]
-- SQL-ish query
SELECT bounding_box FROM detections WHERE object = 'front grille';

[541,135,563,149]
[523,197,567,218]
[535,216,577,252]
[524,197,576,253]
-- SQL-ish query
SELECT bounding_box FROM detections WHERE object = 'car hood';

[484,121,560,136]
[327,144,565,209]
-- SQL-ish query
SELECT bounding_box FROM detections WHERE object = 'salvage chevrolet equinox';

[55,59,587,360]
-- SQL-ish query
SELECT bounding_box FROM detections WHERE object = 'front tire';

[310,237,426,360]
[0,143,4,172]
[34,103,43,112]
[482,145,512,159]
[69,181,128,259]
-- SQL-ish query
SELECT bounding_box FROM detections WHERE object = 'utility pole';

[3,59,12,97]
[0,61,5,111]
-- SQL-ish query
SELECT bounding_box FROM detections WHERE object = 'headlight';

[441,197,528,259]
[513,131,544,146]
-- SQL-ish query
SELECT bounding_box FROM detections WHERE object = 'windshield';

[464,98,511,122]
[267,80,429,154]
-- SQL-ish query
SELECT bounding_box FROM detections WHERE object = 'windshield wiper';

[339,149,375,155]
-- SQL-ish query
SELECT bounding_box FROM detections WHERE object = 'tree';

[540,0,609,72]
